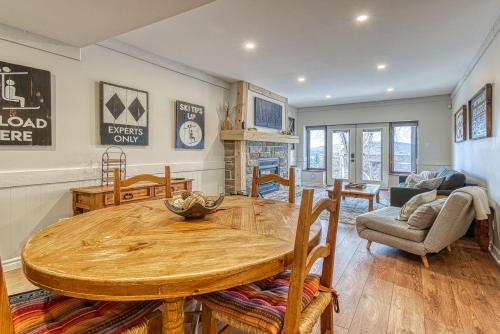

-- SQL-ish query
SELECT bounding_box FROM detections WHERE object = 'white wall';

[296,95,452,186]
[451,24,500,256]
[0,39,228,266]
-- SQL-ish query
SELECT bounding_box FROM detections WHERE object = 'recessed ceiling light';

[377,63,387,71]
[325,95,332,99]
[356,14,369,22]
[244,42,255,50]
[297,76,306,83]
[387,87,395,92]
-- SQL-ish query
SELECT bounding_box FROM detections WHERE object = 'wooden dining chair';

[0,259,162,334]
[199,179,343,334]
[251,166,296,203]
[114,165,172,206]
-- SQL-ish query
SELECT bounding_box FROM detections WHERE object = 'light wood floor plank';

[387,251,425,334]
[347,243,396,334]
[445,244,499,333]
[333,240,374,329]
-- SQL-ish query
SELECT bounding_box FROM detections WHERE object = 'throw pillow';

[405,173,425,188]
[414,177,445,190]
[398,190,437,221]
[419,170,438,179]
[407,198,447,229]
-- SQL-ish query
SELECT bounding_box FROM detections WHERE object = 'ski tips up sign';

[175,100,204,150]
[0,61,52,146]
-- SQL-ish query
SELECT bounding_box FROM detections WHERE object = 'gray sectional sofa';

[356,191,475,267]
[390,167,466,207]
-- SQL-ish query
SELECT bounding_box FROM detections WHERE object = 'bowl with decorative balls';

[164,191,224,219]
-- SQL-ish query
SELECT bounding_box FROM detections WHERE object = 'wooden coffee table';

[327,183,381,211]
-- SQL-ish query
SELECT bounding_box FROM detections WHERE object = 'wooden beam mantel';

[220,130,299,144]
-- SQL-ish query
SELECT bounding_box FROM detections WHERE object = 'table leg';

[368,198,374,211]
[376,191,380,203]
[163,298,184,334]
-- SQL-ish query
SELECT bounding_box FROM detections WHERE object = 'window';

[306,126,326,170]
[390,122,418,174]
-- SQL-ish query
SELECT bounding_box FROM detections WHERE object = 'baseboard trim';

[489,243,500,266]
[2,257,21,272]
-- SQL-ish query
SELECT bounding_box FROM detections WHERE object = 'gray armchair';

[356,192,475,267]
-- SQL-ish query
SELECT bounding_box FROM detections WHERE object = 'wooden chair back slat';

[251,166,295,203]
[121,174,166,188]
[0,259,15,334]
[282,179,343,333]
[113,166,172,206]
[309,198,336,227]
[304,244,331,275]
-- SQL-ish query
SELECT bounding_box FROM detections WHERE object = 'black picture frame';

[99,81,149,146]
[468,84,492,140]
[288,116,296,149]
[175,100,205,150]
[0,61,52,146]
[454,105,467,143]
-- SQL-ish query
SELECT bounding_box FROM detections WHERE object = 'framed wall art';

[454,105,467,142]
[100,81,149,145]
[175,100,204,149]
[255,97,282,129]
[468,83,492,140]
[0,61,51,146]
[288,116,296,149]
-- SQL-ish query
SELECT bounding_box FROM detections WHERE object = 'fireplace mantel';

[220,130,299,144]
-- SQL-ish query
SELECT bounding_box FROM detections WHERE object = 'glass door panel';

[361,129,382,181]
[331,130,350,179]
[327,126,355,185]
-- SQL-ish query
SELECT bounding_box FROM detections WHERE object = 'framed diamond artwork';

[99,81,148,145]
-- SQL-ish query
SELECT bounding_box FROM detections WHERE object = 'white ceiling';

[0,0,215,47]
[115,0,500,107]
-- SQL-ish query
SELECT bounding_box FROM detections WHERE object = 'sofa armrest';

[390,187,429,207]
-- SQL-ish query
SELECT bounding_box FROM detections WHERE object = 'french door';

[327,124,389,187]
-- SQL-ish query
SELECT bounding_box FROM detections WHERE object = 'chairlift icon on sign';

[0,66,41,110]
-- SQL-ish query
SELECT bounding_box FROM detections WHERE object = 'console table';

[71,178,192,215]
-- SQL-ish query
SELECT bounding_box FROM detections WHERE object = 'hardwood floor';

[5,224,499,333]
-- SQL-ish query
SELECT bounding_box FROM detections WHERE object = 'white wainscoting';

[0,161,224,270]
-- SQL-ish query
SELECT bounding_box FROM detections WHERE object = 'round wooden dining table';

[22,195,321,334]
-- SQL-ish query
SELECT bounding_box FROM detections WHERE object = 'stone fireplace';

[224,140,289,195]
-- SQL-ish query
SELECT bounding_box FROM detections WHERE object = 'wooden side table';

[71,179,192,214]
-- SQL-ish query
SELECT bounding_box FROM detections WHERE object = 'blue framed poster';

[175,100,204,149]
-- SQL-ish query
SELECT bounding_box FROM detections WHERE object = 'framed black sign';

[100,82,149,145]
[468,83,492,140]
[0,61,51,145]
[255,97,282,129]
[175,100,204,149]
[454,105,467,143]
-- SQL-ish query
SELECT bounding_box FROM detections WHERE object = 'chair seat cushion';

[10,290,161,334]
[356,207,428,242]
[198,271,321,334]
